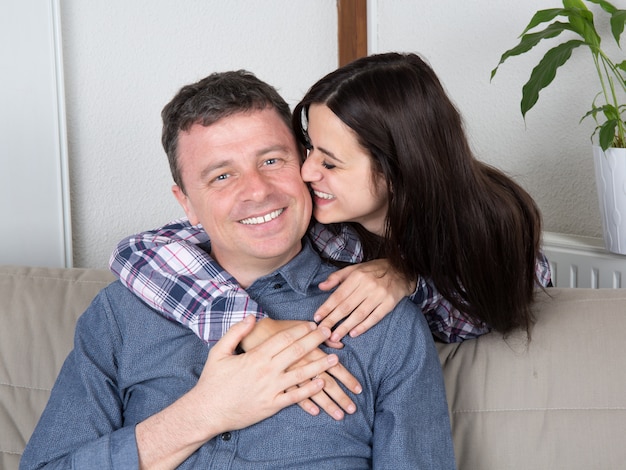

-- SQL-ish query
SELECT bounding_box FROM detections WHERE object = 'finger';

[281,351,338,390]
[271,326,332,373]
[307,384,345,421]
[348,305,389,338]
[297,398,321,416]
[318,295,365,334]
[313,288,352,323]
[315,286,362,326]
[253,321,318,358]
[326,362,362,395]
[290,382,321,416]
[317,265,358,291]
[211,315,256,357]
[276,378,326,409]
[328,298,382,342]
[323,338,345,349]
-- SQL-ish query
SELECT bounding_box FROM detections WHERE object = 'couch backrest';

[3,265,626,469]
[437,287,626,469]
[0,266,114,470]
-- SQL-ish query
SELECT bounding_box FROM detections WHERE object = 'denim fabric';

[21,242,455,469]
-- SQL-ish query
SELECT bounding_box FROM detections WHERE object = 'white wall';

[1,1,71,268]
[60,0,337,268]
[60,0,613,268]
[372,0,611,242]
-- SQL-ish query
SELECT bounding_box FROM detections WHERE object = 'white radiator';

[543,232,626,288]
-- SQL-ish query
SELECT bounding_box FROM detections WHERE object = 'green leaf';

[563,0,589,11]
[521,40,585,117]
[567,8,601,47]
[610,10,626,44]
[604,103,620,120]
[580,103,605,123]
[491,22,573,80]
[587,0,617,15]
[599,119,618,149]
[521,9,565,35]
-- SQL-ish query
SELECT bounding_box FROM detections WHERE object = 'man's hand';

[314,259,416,344]
[196,316,338,429]
[240,318,362,420]
[136,316,337,469]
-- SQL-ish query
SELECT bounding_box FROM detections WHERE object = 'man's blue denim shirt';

[21,240,455,469]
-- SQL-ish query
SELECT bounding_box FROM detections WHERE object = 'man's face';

[173,108,312,283]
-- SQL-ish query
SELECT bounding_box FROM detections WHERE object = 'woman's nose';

[301,154,320,182]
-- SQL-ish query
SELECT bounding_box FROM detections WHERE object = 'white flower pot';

[593,145,626,255]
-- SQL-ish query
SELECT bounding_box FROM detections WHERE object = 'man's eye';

[214,173,230,182]
[264,158,278,166]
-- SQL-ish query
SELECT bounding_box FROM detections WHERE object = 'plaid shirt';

[109,218,552,343]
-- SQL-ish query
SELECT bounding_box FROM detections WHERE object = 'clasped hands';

[228,259,415,421]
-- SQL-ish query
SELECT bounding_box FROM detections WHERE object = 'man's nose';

[241,169,272,200]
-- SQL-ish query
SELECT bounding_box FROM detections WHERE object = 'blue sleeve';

[20,291,139,470]
[371,299,456,469]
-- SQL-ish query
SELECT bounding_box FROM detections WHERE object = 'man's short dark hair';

[162,70,293,192]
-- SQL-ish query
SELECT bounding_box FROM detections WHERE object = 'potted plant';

[490,0,626,254]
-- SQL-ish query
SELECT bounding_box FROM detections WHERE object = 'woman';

[110,52,550,348]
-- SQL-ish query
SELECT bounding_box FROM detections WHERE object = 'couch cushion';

[438,287,626,470]
[0,265,114,469]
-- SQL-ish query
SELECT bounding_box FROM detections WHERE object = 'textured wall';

[373,0,609,240]
[61,0,612,268]
[60,0,337,268]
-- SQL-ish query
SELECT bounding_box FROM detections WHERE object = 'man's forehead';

[185,109,294,146]
[177,110,301,176]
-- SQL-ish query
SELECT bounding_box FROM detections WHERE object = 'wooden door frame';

[337,0,367,66]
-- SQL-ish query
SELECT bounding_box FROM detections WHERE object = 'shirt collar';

[251,239,323,296]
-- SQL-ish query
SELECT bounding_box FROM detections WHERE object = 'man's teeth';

[313,190,334,200]
[240,209,284,225]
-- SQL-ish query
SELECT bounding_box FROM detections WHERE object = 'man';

[21,71,455,469]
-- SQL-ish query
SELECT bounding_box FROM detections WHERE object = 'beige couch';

[2,265,626,469]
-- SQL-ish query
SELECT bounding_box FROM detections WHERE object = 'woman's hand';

[314,259,415,344]
[239,318,362,420]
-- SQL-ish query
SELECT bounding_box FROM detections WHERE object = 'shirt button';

[221,432,232,441]
[273,283,282,289]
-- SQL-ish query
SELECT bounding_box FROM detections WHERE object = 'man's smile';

[239,208,285,225]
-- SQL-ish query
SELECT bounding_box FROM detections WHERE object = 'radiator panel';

[543,232,626,288]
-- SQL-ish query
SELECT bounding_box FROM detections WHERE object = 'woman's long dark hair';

[293,52,542,336]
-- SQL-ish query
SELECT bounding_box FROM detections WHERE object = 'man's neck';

[211,243,302,289]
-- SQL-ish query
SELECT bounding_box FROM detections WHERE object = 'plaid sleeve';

[535,249,552,287]
[413,276,491,343]
[308,222,364,264]
[109,218,265,344]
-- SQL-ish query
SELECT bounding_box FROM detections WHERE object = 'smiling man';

[171,109,311,288]
[21,71,454,469]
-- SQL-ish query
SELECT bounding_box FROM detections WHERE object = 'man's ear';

[172,185,199,225]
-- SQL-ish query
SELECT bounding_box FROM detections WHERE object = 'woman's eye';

[322,161,336,170]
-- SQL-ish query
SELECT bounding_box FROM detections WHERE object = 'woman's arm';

[109,218,362,419]
[109,218,266,343]
[310,220,553,343]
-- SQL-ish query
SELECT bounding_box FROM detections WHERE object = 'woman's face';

[301,104,388,236]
